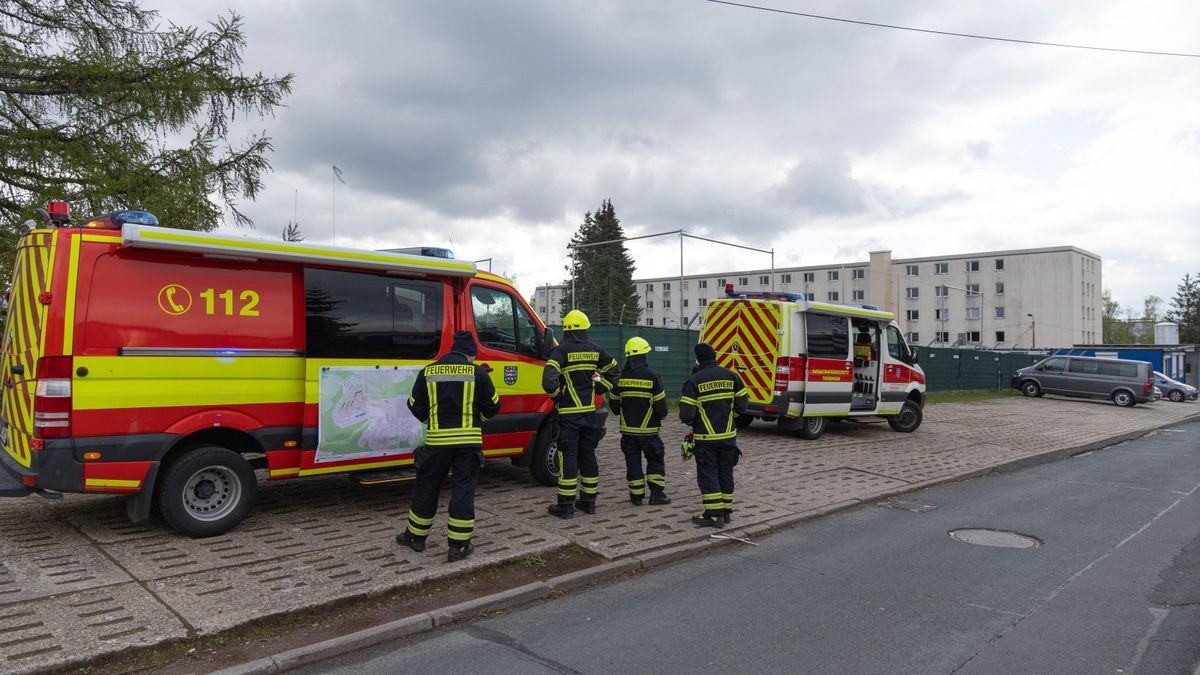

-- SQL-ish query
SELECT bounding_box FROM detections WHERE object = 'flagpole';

[332,171,336,242]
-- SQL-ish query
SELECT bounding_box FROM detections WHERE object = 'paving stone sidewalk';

[1,397,1197,673]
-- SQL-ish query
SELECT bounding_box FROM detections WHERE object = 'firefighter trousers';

[620,434,666,499]
[405,444,482,547]
[694,440,739,519]
[556,413,602,502]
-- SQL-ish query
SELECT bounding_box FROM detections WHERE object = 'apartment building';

[532,246,1102,349]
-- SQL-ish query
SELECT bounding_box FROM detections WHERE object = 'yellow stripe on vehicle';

[72,356,306,410]
[299,457,414,476]
[85,478,142,488]
[62,233,81,354]
[268,467,301,478]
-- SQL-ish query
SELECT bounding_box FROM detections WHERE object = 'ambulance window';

[304,269,443,359]
[471,286,539,357]
[805,314,848,358]
[886,325,910,361]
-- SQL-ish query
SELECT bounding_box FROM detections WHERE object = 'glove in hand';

[681,433,695,461]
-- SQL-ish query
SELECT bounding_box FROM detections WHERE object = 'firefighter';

[542,309,620,519]
[679,342,748,528]
[397,331,500,562]
[608,336,671,505]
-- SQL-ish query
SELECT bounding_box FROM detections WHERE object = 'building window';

[966,283,980,295]
[759,275,769,285]
[906,310,920,321]
[852,290,864,301]
[995,282,1005,295]
[699,298,708,307]
[852,269,865,280]
[663,282,671,291]
[664,299,671,308]
[828,270,839,281]
[935,308,949,320]
[907,332,920,344]
[738,277,748,286]
[966,260,980,272]
[936,331,949,343]
[683,280,689,290]
[935,262,948,275]
[647,301,654,309]
[699,280,708,289]
[780,273,792,284]
[995,330,1006,342]
[683,299,689,308]
[906,287,919,299]
[717,278,726,287]
[828,291,840,302]
[905,264,919,276]
[935,286,949,297]
[805,293,815,301]
[995,306,1005,318]
[645,283,654,292]
[966,307,980,320]
[995,259,1005,271]
[967,331,981,342]
[803,272,815,283]
[646,318,654,326]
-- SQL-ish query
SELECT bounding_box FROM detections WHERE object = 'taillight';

[33,356,72,439]
[775,356,806,393]
[1144,380,1152,394]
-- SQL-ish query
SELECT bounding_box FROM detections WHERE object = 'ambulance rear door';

[700,298,782,406]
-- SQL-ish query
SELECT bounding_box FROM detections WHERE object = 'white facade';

[532,246,1103,350]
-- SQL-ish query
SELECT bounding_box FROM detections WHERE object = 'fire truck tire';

[529,426,559,487]
[735,414,754,429]
[158,446,257,538]
[797,416,826,440]
[887,400,923,433]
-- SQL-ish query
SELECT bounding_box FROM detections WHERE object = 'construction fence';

[550,325,1046,396]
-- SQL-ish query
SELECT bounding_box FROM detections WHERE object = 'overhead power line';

[704,0,1200,58]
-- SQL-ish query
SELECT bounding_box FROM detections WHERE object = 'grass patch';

[925,389,1020,405]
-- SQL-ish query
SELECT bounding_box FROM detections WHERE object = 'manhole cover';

[878,500,936,513]
[948,528,1040,549]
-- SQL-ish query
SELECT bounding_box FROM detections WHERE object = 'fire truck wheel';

[529,426,559,487]
[797,416,826,440]
[735,414,754,429]
[158,446,257,538]
[887,400,923,433]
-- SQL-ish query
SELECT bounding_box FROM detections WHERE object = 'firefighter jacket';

[407,352,501,447]
[542,331,619,416]
[679,359,749,442]
[607,355,668,435]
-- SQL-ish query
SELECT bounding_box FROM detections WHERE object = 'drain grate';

[948,528,1040,549]
[877,499,937,513]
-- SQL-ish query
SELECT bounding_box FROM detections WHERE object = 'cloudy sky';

[151,0,1200,313]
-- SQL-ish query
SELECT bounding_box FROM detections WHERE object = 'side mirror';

[908,349,919,365]
[540,328,556,359]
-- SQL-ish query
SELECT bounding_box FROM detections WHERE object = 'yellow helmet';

[625,336,651,358]
[562,309,591,331]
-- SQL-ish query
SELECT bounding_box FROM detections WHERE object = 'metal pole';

[771,249,775,292]
[331,176,336,242]
[571,248,576,310]
[680,232,685,328]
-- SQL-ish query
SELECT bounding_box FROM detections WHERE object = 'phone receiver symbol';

[166,287,184,312]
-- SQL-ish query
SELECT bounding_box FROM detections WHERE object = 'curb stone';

[429,581,552,627]
[545,558,640,593]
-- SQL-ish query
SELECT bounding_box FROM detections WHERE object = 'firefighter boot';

[396,531,427,553]
[575,496,597,515]
[649,485,672,505]
[723,509,733,524]
[447,541,475,563]
[629,493,644,506]
[547,496,575,520]
[691,512,723,528]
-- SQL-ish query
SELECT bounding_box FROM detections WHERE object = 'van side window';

[471,285,539,357]
[885,325,908,361]
[806,314,849,358]
[1097,361,1139,377]
[1041,357,1068,373]
[1069,359,1099,374]
[305,269,443,359]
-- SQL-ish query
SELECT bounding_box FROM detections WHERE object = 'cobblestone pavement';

[2,397,1197,672]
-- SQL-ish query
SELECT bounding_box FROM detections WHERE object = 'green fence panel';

[549,324,701,399]
[913,347,1047,391]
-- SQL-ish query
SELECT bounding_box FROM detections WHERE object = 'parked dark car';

[1012,355,1154,407]
[1151,371,1198,402]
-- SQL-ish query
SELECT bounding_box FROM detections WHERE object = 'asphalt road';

[301,419,1200,675]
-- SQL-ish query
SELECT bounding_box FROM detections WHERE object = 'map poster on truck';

[316,366,426,463]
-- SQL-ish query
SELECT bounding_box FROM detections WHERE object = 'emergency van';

[0,202,564,537]
[699,286,926,439]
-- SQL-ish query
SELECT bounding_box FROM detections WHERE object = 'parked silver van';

[1011,355,1154,407]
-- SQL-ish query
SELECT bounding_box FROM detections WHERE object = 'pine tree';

[1165,274,1200,343]
[558,199,641,324]
[0,1,293,293]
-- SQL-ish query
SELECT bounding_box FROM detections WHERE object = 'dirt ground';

[73,544,604,674]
